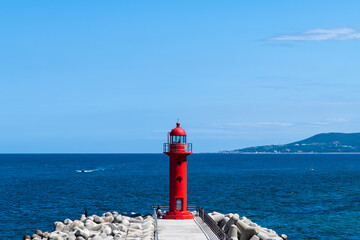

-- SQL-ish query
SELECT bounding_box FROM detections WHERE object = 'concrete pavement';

[157,219,210,240]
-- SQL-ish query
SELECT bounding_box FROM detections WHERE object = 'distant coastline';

[222,132,360,153]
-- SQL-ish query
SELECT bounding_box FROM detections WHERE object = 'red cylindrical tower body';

[163,122,194,219]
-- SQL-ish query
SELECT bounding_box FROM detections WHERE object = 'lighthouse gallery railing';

[163,143,192,153]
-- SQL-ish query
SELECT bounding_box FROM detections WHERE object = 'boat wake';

[76,167,110,173]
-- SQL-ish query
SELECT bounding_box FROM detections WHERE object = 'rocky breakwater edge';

[209,212,287,240]
[24,211,155,240]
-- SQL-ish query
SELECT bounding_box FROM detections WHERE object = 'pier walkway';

[157,217,216,240]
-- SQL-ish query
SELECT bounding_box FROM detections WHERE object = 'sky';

[0,1,359,153]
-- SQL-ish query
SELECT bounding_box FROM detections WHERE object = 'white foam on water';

[76,167,111,173]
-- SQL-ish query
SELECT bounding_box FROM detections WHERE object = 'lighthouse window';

[171,135,186,144]
[176,198,183,211]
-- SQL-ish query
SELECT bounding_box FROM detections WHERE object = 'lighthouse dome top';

[170,122,186,136]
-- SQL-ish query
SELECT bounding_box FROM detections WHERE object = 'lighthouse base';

[163,211,194,220]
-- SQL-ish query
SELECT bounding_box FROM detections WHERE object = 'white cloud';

[228,122,294,127]
[229,119,347,128]
[269,27,360,41]
[326,118,347,123]
[309,121,330,125]
[309,118,348,126]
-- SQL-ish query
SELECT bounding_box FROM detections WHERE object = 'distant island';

[223,132,360,153]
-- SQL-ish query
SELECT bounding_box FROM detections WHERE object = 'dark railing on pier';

[152,207,159,240]
[197,207,232,240]
[163,143,192,153]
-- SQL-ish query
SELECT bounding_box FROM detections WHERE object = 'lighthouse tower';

[163,122,194,219]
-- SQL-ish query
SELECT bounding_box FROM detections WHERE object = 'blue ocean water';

[0,154,359,239]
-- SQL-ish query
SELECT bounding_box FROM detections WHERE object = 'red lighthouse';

[163,122,194,219]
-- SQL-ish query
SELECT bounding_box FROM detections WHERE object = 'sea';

[0,153,359,240]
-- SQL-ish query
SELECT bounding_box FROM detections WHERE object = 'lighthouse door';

[176,198,183,211]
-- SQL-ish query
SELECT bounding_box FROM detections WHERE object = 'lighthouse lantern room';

[163,122,194,219]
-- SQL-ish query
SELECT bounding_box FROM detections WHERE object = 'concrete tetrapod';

[229,224,238,240]
[236,219,259,240]
[250,236,260,240]
[224,214,239,233]
[205,211,285,240]
[210,212,225,223]
[25,212,156,240]
[219,216,230,229]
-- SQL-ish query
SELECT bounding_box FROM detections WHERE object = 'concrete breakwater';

[24,212,155,240]
[209,212,287,240]
[23,210,285,240]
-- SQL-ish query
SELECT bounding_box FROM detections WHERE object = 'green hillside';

[229,132,360,153]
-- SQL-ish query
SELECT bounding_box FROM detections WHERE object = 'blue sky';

[0,1,359,153]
